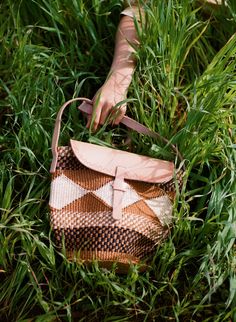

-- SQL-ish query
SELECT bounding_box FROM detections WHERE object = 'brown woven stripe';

[66,250,148,273]
[50,209,165,243]
[54,226,157,259]
[67,250,141,264]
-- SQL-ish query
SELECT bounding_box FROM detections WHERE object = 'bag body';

[49,98,183,272]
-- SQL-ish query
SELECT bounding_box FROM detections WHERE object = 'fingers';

[86,96,126,131]
[86,99,103,131]
[100,103,111,125]
[112,105,126,125]
[91,104,102,131]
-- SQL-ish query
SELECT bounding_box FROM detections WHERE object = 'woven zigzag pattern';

[49,146,176,264]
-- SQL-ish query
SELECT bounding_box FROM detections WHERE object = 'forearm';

[88,9,142,129]
[107,15,139,91]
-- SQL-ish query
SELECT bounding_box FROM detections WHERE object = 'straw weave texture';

[49,146,182,269]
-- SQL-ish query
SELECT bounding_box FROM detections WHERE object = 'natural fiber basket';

[49,98,183,272]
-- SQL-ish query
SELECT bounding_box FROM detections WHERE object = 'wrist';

[106,66,134,91]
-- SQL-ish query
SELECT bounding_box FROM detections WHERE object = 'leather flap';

[70,140,174,183]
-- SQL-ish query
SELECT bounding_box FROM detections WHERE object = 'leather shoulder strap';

[50,98,92,173]
[50,98,183,172]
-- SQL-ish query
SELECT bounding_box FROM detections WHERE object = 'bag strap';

[50,97,183,173]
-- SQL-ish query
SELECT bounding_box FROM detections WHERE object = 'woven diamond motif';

[145,195,173,225]
[122,184,141,208]
[49,174,87,209]
[93,181,114,207]
[93,181,141,209]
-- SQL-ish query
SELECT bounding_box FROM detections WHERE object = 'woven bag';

[49,98,183,272]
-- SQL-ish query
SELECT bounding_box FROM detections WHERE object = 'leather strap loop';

[78,101,183,162]
[50,98,92,173]
[112,166,127,220]
[50,97,183,173]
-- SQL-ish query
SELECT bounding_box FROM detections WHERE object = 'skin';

[86,14,139,131]
[86,0,223,131]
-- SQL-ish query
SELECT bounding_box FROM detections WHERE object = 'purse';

[49,98,184,272]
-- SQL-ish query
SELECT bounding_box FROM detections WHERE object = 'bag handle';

[50,97,183,173]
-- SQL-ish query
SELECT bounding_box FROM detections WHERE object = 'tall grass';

[0,0,235,321]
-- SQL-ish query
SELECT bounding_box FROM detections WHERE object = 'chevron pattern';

[50,170,173,223]
[49,146,180,267]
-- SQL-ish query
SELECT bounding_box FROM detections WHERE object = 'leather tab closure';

[112,166,127,220]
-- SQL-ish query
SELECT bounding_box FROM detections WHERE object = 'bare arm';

[87,14,140,130]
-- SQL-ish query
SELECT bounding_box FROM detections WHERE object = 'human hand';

[85,13,139,131]
[86,76,128,131]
